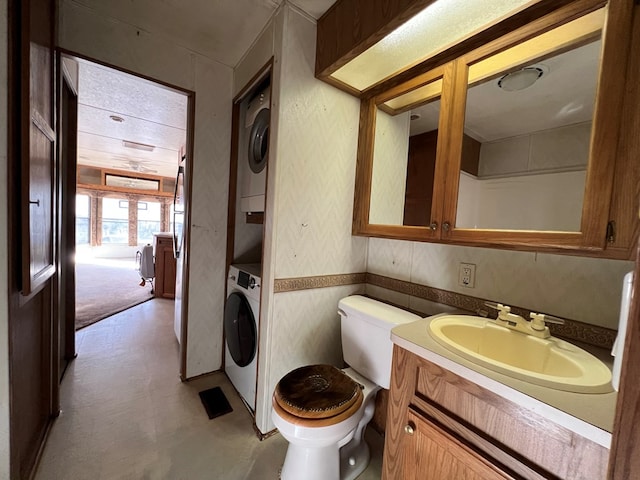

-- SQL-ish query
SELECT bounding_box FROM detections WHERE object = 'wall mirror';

[369,72,443,227]
[355,0,627,252]
[454,8,603,233]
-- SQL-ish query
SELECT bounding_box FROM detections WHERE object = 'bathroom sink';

[428,315,612,393]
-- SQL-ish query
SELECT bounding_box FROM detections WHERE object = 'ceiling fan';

[111,157,158,174]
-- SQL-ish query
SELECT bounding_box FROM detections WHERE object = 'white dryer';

[224,264,261,412]
[239,84,270,213]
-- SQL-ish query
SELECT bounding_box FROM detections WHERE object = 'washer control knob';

[249,277,256,289]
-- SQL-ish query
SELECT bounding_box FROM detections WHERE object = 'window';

[137,201,161,245]
[101,197,129,244]
[76,194,90,245]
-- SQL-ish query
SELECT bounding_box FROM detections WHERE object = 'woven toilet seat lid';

[274,364,362,419]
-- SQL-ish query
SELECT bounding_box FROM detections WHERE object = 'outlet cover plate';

[459,263,476,288]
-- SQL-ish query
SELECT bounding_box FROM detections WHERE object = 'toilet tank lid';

[338,296,420,327]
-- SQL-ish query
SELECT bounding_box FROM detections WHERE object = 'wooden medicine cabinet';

[352,0,637,257]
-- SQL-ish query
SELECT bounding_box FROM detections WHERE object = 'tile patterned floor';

[35,299,384,479]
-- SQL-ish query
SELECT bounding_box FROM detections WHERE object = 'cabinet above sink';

[342,0,638,258]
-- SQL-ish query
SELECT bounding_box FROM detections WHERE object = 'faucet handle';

[530,312,565,331]
[484,301,510,313]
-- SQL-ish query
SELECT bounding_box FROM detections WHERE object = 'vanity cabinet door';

[402,410,514,480]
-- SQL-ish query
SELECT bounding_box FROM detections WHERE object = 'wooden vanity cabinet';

[383,346,609,480]
[154,235,176,299]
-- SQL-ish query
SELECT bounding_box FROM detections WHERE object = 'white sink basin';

[428,315,612,393]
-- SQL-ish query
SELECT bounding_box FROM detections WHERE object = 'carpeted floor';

[75,262,154,330]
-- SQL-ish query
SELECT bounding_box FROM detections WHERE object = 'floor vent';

[198,387,233,420]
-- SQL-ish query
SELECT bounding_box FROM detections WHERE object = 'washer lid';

[248,108,270,174]
[224,292,257,367]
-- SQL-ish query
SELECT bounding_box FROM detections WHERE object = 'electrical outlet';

[458,263,476,288]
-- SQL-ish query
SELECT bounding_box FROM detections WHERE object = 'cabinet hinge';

[606,221,616,243]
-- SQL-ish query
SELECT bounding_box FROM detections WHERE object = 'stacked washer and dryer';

[224,81,270,412]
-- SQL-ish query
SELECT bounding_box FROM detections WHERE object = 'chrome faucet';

[484,302,565,339]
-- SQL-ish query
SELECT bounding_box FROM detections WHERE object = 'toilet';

[272,295,420,480]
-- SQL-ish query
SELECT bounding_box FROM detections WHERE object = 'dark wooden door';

[8,0,57,478]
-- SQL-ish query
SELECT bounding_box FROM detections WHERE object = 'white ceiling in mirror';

[331,0,538,91]
[464,39,601,142]
[409,100,441,136]
[408,39,601,140]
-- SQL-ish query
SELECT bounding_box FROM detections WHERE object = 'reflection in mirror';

[369,79,442,227]
[457,8,604,232]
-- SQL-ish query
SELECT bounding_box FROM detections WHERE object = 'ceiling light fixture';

[498,66,546,92]
[122,140,155,152]
[109,115,125,122]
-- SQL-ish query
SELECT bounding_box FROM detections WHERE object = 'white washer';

[224,264,260,412]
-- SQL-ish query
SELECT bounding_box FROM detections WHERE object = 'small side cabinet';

[154,234,176,299]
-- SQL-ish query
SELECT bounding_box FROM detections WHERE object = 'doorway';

[59,53,192,348]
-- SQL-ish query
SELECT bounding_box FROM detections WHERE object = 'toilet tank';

[339,296,420,389]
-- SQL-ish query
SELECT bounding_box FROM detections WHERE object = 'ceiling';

[73,0,337,181]
[70,0,337,68]
[76,59,189,179]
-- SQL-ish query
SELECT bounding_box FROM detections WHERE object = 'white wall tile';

[479,135,530,176]
[529,122,591,171]
[400,241,634,329]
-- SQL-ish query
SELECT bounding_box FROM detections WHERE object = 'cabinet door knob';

[429,221,438,231]
[404,423,415,435]
[443,221,451,232]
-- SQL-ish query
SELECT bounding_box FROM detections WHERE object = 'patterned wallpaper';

[270,8,366,280]
[254,5,367,434]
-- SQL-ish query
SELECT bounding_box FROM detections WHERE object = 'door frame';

[55,48,196,379]
[53,54,79,399]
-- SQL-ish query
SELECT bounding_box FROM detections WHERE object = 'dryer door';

[248,108,270,173]
[224,292,257,367]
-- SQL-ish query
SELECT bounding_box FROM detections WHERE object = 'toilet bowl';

[272,296,420,480]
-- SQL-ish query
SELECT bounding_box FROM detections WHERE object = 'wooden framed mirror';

[353,0,634,255]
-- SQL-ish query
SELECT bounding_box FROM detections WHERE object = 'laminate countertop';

[392,315,616,449]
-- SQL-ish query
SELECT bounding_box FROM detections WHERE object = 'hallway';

[34,299,384,479]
